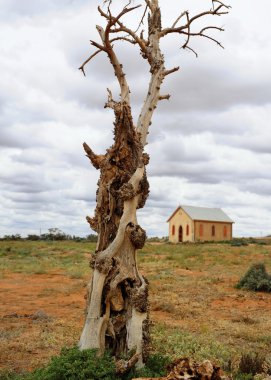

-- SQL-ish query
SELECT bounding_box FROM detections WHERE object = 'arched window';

[199,224,203,237]
[212,225,215,237]
[172,225,175,236]
[223,225,227,237]
[186,224,189,236]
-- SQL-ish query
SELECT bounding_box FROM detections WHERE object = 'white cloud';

[0,0,271,238]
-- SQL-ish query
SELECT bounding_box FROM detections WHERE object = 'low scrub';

[1,348,169,380]
[233,352,271,380]
[237,263,271,292]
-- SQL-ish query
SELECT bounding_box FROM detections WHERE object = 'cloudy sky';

[0,0,270,238]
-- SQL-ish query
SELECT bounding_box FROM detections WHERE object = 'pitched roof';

[167,205,234,223]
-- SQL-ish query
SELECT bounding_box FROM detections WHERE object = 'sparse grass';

[0,327,25,340]
[1,240,271,377]
[0,240,95,276]
[151,323,233,368]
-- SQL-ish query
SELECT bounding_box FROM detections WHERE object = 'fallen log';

[132,357,230,380]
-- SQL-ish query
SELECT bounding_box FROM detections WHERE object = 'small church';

[167,205,234,243]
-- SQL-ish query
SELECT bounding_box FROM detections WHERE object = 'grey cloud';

[220,134,271,155]
[11,150,47,166]
[0,0,89,19]
[239,180,271,197]
[4,192,52,204]
[0,161,67,195]
[157,64,271,114]
[148,142,271,186]
[0,0,271,238]
[0,126,48,149]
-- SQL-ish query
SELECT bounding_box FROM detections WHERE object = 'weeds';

[151,324,233,368]
[1,240,271,375]
[236,263,271,292]
[238,353,265,375]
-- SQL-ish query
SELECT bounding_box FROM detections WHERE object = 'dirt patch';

[1,241,271,374]
[0,271,85,317]
[0,271,86,371]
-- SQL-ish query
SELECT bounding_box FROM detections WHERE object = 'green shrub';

[7,348,170,380]
[233,373,254,380]
[231,239,248,247]
[24,347,121,380]
[0,369,22,380]
[236,263,271,292]
[124,353,170,380]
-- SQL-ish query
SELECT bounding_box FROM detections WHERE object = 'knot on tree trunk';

[118,182,136,201]
[95,256,113,274]
[89,251,98,269]
[151,58,165,74]
[131,283,149,313]
[142,153,150,166]
[137,172,150,209]
[86,215,99,233]
[127,223,147,249]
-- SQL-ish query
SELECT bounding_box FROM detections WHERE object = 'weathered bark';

[79,101,150,365]
[78,0,229,367]
[130,357,230,379]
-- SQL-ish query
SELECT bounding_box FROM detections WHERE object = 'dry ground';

[0,240,271,374]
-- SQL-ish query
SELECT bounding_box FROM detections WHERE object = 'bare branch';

[159,94,171,101]
[200,26,225,34]
[182,11,191,50]
[98,4,142,30]
[90,39,106,51]
[110,37,136,45]
[182,31,225,49]
[160,1,230,38]
[95,17,131,103]
[79,1,152,88]
[83,142,105,170]
[134,4,148,34]
[184,45,198,57]
[104,88,116,109]
[212,0,231,12]
[163,66,180,76]
[172,11,187,28]
[98,5,150,63]
[78,49,103,76]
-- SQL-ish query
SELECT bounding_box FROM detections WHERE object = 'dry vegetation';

[0,240,271,375]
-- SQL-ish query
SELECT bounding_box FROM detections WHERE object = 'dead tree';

[78,0,230,369]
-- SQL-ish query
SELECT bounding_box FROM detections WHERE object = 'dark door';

[178,226,183,242]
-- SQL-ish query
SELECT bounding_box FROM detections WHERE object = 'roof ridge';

[167,205,234,223]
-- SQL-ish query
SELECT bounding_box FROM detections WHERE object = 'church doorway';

[178,226,183,242]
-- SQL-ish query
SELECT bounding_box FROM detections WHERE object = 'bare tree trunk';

[78,0,230,367]
[79,102,150,365]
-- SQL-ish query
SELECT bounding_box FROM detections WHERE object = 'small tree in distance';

[79,0,230,370]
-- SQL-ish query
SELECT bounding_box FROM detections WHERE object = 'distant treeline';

[0,228,170,243]
[0,228,98,242]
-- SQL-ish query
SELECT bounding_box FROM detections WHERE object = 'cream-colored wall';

[168,209,194,243]
[194,221,232,242]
